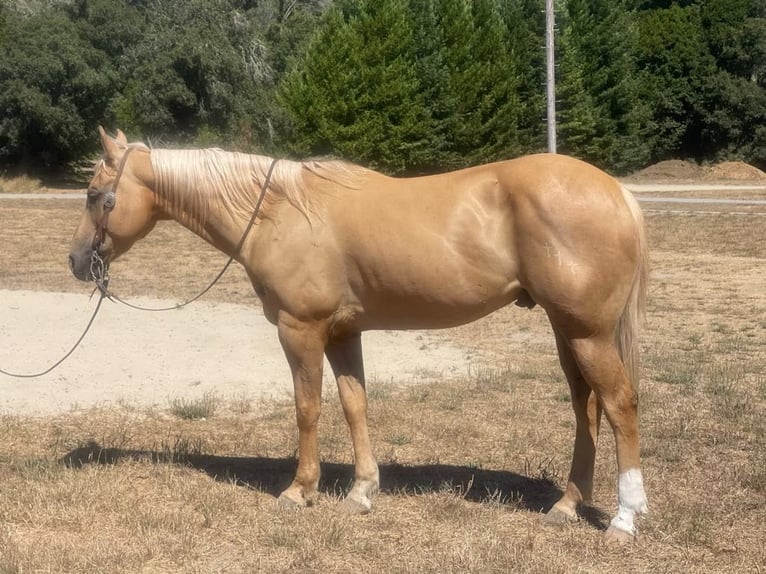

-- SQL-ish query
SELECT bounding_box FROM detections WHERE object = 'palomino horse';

[69,128,649,542]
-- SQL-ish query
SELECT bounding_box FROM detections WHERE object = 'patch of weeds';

[666,412,695,441]
[711,322,730,335]
[367,384,392,401]
[642,439,684,463]
[468,364,515,392]
[650,347,702,392]
[169,391,220,420]
[742,438,766,493]
[157,436,207,463]
[9,457,61,481]
[713,335,748,355]
[524,457,560,484]
[263,516,306,549]
[511,366,541,381]
[319,516,349,548]
[406,387,432,403]
[654,368,698,389]
[676,510,714,549]
[438,390,462,411]
[684,333,703,350]
[705,363,751,421]
[231,393,253,415]
[482,485,520,509]
[386,433,412,446]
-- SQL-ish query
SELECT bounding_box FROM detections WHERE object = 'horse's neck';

[149,149,262,256]
[161,190,255,259]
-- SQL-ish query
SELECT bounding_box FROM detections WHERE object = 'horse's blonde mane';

[147,148,370,227]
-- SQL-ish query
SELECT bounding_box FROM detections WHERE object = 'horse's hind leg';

[325,333,379,514]
[544,329,602,525]
[560,331,648,541]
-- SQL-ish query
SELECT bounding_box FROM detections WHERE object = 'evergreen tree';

[407,0,456,171]
[557,0,650,173]
[436,0,521,166]
[499,0,547,154]
[468,0,523,163]
[697,0,766,166]
[0,4,6,45]
[279,0,435,172]
[634,3,718,162]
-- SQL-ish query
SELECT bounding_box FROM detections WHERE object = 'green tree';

[697,0,766,167]
[407,0,456,171]
[499,0,547,154]
[634,3,720,162]
[113,0,275,150]
[628,0,766,167]
[557,0,650,173]
[66,0,149,73]
[0,5,116,166]
[436,0,522,166]
[467,0,523,163]
[0,4,6,44]
[265,0,330,77]
[279,0,435,172]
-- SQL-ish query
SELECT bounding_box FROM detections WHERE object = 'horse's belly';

[350,279,523,331]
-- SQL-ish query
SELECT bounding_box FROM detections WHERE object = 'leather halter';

[91,146,135,251]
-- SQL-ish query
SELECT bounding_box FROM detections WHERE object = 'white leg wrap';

[609,469,649,535]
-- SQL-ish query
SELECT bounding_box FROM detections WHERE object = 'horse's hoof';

[605,525,636,544]
[340,494,372,515]
[542,506,577,526]
[277,491,307,510]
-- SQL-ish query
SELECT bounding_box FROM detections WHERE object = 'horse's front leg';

[276,314,327,508]
[325,333,379,514]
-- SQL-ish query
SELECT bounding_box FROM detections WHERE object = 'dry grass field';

[0,188,765,573]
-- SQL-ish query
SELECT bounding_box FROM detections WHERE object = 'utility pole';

[545,0,557,153]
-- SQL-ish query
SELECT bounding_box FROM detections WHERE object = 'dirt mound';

[629,160,705,182]
[629,159,766,183]
[704,161,766,182]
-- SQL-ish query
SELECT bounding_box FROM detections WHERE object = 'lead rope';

[0,291,107,379]
[0,158,279,377]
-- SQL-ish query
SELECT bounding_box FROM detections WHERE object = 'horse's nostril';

[68,254,76,273]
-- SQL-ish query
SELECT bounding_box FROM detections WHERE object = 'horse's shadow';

[60,441,609,530]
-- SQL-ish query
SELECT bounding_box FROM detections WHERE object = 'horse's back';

[315,154,640,332]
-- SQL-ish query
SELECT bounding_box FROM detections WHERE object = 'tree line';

[1,0,764,176]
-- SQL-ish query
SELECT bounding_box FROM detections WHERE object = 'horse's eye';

[86,188,100,207]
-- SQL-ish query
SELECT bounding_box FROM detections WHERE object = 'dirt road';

[0,290,472,414]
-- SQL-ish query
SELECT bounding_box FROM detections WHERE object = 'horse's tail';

[616,186,649,389]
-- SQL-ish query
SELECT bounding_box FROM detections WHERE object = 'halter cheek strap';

[91,146,134,251]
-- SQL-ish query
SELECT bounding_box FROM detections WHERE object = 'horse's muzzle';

[68,249,93,282]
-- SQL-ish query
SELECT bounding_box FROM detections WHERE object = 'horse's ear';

[98,126,126,167]
[115,129,128,145]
